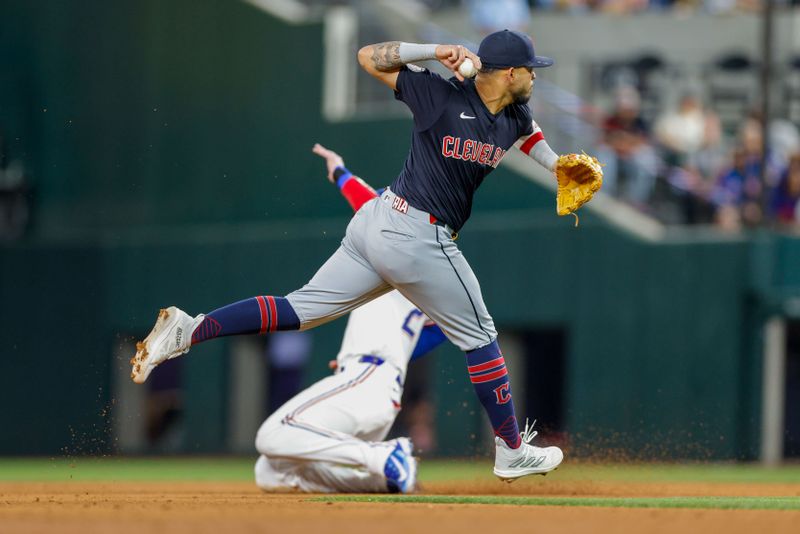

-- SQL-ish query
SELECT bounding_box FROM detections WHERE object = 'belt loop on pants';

[381,188,458,240]
[358,355,385,366]
[339,354,385,373]
[428,213,458,240]
[357,354,405,385]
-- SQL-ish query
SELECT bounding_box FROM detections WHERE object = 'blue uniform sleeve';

[410,323,447,361]
[394,66,452,131]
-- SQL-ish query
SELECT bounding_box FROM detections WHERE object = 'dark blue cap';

[478,29,553,70]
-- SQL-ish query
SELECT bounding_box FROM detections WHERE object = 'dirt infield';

[2,481,800,534]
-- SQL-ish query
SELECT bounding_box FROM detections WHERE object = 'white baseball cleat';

[130,306,204,384]
[493,419,564,482]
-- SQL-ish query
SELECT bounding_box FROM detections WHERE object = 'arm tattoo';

[371,41,402,72]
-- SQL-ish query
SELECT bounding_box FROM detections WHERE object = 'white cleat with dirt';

[493,419,564,482]
[130,306,204,384]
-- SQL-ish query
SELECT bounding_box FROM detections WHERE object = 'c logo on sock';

[493,383,511,405]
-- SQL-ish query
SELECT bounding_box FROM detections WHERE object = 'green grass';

[420,460,800,484]
[313,495,800,511]
[1,457,800,484]
[3,458,799,511]
[0,457,255,482]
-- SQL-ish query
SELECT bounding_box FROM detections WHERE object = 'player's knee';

[254,425,287,457]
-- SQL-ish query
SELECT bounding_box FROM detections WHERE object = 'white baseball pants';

[254,357,403,493]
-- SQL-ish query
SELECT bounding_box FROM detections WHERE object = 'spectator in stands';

[747,108,800,170]
[600,0,652,14]
[714,203,742,232]
[770,152,800,226]
[596,85,659,207]
[769,118,800,169]
[703,0,738,15]
[546,0,598,12]
[654,91,723,222]
[711,146,763,228]
[742,116,785,185]
[655,91,721,171]
[711,118,787,230]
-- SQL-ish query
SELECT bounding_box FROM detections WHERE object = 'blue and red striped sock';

[191,296,300,345]
[466,340,521,449]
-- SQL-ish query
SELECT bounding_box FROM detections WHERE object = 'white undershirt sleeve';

[398,43,439,64]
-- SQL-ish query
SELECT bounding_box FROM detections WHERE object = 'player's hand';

[312,143,346,184]
[435,45,481,82]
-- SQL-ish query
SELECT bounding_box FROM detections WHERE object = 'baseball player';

[254,144,446,493]
[132,30,572,482]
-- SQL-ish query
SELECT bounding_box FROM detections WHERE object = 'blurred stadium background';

[1,0,800,469]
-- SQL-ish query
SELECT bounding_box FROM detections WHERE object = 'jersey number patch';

[402,309,424,336]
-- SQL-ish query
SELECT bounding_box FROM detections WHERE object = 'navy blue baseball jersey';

[391,66,534,232]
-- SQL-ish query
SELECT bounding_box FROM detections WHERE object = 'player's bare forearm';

[358,41,480,88]
[369,41,403,72]
[358,42,402,89]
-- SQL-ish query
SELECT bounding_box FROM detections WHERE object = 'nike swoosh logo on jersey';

[459,112,476,120]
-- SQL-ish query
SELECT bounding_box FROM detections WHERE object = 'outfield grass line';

[2,458,800,484]
[312,495,800,511]
[417,460,800,484]
[0,458,257,482]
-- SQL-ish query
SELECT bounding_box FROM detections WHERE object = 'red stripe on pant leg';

[267,296,278,332]
[256,296,268,334]
[468,356,505,374]
[470,367,508,384]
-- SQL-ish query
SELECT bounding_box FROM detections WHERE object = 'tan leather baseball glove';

[555,153,603,217]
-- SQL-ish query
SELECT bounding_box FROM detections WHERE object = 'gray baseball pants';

[286,189,497,351]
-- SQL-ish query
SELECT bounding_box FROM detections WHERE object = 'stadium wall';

[0,0,796,459]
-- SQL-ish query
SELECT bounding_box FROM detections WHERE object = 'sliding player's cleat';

[384,437,417,493]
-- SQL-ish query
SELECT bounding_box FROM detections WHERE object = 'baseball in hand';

[458,58,477,78]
